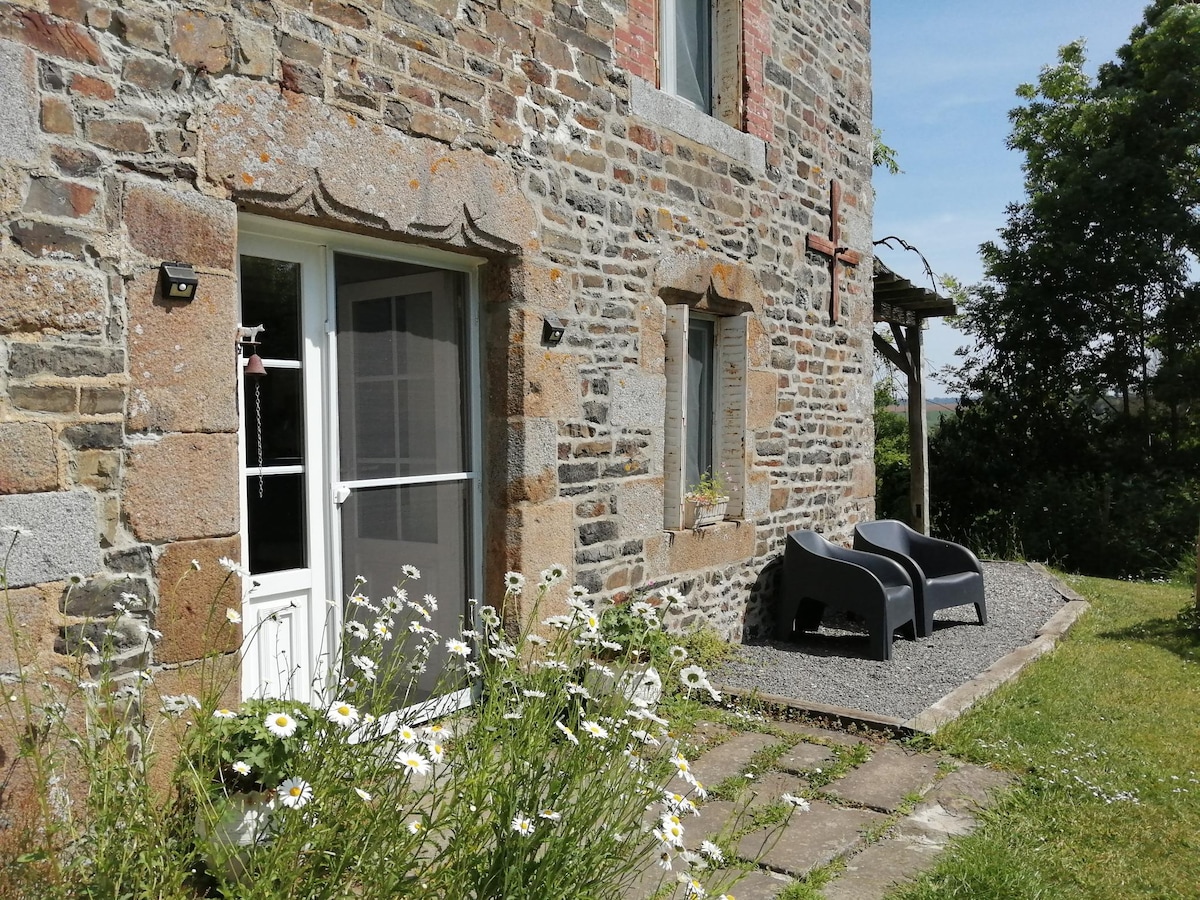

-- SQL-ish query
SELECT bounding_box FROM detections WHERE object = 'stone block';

[505,417,557,502]
[0,9,106,66]
[615,478,665,540]
[124,433,239,542]
[87,119,152,153]
[59,574,151,618]
[505,499,574,625]
[776,741,836,774]
[819,829,946,900]
[747,370,778,429]
[0,40,39,167]
[0,584,59,674]
[518,344,582,420]
[172,10,230,73]
[80,386,124,414]
[0,260,106,334]
[155,536,242,664]
[234,19,275,77]
[9,343,123,378]
[0,491,102,589]
[126,268,238,434]
[62,422,121,450]
[123,181,236,271]
[71,449,121,490]
[0,422,58,494]
[11,219,96,259]
[609,371,664,428]
[661,519,755,575]
[39,95,74,135]
[11,383,77,413]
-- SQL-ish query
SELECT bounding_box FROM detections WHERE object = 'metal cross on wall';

[806,180,862,325]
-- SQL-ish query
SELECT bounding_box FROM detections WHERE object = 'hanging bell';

[244,350,267,376]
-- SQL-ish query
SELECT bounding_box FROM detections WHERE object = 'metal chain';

[254,379,265,499]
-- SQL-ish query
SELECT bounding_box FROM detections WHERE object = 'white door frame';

[236,214,486,712]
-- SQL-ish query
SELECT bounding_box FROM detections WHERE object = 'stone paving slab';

[773,720,872,746]
[723,868,795,899]
[824,745,940,812]
[743,771,807,808]
[690,731,779,787]
[819,829,948,900]
[682,799,739,848]
[776,741,836,774]
[736,800,886,877]
[927,763,1015,812]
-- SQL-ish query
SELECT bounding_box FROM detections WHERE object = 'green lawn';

[891,576,1200,899]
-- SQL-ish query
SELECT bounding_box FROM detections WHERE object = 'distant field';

[884,397,958,428]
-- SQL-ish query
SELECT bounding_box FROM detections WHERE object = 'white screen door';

[236,220,480,710]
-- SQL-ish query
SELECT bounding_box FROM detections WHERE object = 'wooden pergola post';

[872,260,955,535]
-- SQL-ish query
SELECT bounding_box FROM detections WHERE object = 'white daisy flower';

[407,819,425,834]
[632,601,654,616]
[511,814,535,836]
[663,589,686,608]
[527,633,549,646]
[326,701,359,728]
[555,720,579,746]
[679,665,707,690]
[225,607,242,624]
[680,875,705,897]
[278,776,312,809]
[265,712,299,738]
[581,720,609,740]
[372,620,393,641]
[423,593,438,611]
[351,655,377,682]
[218,557,250,578]
[213,708,237,720]
[112,599,129,615]
[426,741,446,763]
[700,840,724,863]
[189,559,201,571]
[538,809,562,822]
[380,596,402,614]
[161,694,200,715]
[479,606,501,628]
[565,682,592,700]
[396,724,420,744]
[354,787,372,802]
[396,751,431,776]
[539,564,566,585]
[522,689,547,698]
[425,722,446,738]
[781,793,810,811]
[659,814,685,846]
[345,621,369,640]
[231,761,252,776]
[445,638,471,657]
[401,564,420,580]
[409,602,432,622]
[568,584,589,599]
[78,680,99,691]
[656,849,673,870]
[504,571,526,594]
[668,645,688,662]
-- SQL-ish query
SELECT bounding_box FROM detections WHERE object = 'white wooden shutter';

[713,0,744,128]
[718,314,748,518]
[664,305,690,529]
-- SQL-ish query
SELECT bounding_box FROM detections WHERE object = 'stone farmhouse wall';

[0,0,875,697]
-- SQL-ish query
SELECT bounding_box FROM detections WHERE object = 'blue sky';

[871,0,1153,396]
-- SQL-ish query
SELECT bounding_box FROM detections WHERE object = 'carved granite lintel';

[653,250,765,314]
[200,82,537,257]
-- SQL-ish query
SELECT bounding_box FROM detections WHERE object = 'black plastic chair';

[778,530,918,661]
[853,520,987,638]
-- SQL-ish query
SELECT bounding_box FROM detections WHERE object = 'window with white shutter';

[659,0,743,128]
[663,305,748,528]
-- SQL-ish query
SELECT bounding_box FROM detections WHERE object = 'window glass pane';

[687,318,716,490]
[244,367,304,468]
[341,482,471,706]
[239,256,302,360]
[336,258,467,480]
[246,473,307,574]
[674,0,712,111]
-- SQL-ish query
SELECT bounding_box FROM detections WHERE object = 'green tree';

[933,1,1200,577]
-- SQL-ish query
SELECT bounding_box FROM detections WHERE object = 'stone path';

[625,719,1013,900]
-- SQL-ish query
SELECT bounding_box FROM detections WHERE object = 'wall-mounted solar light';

[160,262,199,301]
[542,315,567,346]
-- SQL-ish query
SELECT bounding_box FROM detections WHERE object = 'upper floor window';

[659,0,743,125]
[661,0,714,113]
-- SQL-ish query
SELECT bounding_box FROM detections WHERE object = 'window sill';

[629,76,766,170]
[662,517,755,572]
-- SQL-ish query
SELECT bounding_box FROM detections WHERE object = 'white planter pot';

[584,664,663,706]
[683,496,730,528]
[195,790,277,882]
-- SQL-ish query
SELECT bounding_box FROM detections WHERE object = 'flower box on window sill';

[683,496,730,529]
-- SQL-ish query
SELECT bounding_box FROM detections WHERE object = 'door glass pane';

[244,367,304,468]
[240,256,302,360]
[336,258,468,480]
[340,482,471,706]
[675,0,712,112]
[246,473,307,574]
[687,318,715,490]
